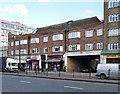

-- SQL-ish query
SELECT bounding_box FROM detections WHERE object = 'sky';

[0,0,104,28]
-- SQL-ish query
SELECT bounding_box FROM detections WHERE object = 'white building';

[0,19,36,57]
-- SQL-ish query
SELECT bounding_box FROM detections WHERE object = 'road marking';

[20,81,31,84]
[64,86,83,90]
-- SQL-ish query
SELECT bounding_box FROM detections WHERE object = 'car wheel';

[100,74,106,79]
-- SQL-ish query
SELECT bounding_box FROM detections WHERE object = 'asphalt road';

[2,75,119,93]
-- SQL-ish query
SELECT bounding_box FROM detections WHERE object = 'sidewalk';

[2,72,119,84]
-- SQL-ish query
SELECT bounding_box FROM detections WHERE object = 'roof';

[36,16,101,33]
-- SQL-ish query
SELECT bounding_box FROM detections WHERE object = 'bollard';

[46,69,48,76]
[59,70,60,77]
[108,69,110,80]
[89,68,91,79]
[73,69,75,78]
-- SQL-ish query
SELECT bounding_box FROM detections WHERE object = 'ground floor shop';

[44,54,64,71]
[101,50,120,64]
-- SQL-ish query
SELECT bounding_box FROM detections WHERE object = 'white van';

[96,64,120,79]
[6,58,19,72]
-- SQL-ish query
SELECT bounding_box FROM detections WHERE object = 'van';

[96,64,120,79]
[6,58,19,72]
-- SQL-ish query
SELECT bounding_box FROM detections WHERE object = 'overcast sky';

[0,0,104,28]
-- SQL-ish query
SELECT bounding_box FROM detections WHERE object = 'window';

[97,43,103,49]
[1,42,4,47]
[31,48,39,53]
[108,0,120,8]
[31,38,39,43]
[15,50,19,55]
[15,41,19,45]
[20,40,27,45]
[97,29,103,36]
[108,43,119,50]
[85,30,93,37]
[52,46,63,52]
[53,34,63,41]
[11,50,14,55]
[21,49,27,54]
[85,44,93,50]
[44,47,48,53]
[68,32,80,39]
[1,36,4,40]
[43,37,48,42]
[69,44,80,51]
[11,42,14,46]
[108,29,120,36]
[109,14,120,22]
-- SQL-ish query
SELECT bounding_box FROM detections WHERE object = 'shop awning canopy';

[101,50,120,55]
[45,59,63,63]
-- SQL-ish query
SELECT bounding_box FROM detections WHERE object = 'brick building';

[8,17,103,71]
[101,0,120,64]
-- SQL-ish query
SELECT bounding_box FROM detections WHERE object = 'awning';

[45,59,63,63]
[101,50,120,55]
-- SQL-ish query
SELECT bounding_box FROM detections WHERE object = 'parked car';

[82,67,96,73]
[96,64,120,79]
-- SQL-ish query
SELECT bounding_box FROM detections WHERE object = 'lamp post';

[19,39,21,70]
[13,36,16,58]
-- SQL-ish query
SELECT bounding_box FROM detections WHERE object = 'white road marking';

[20,81,31,84]
[64,86,83,90]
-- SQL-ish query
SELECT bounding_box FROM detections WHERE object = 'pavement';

[1,72,119,84]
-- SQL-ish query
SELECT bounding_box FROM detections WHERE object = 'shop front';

[101,51,120,64]
[26,55,40,71]
[45,54,64,71]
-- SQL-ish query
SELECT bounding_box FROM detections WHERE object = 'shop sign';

[31,56,39,60]
[106,55,120,58]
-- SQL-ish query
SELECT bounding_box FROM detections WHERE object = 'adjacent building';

[8,17,103,71]
[0,19,36,57]
[101,0,120,64]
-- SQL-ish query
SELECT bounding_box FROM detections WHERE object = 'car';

[82,67,96,73]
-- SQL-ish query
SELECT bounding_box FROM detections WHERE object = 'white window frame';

[31,48,39,53]
[20,49,27,54]
[11,42,14,46]
[52,46,63,52]
[43,37,48,42]
[31,38,39,43]
[20,40,27,45]
[108,43,119,50]
[15,41,19,46]
[44,47,48,53]
[11,50,14,55]
[53,34,63,41]
[97,43,103,50]
[15,50,19,55]
[85,30,93,37]
[108,29,120,36]
[68,32,81,39]
[97,29,103,36]
[85,44,93,50]
[69,44,80,51]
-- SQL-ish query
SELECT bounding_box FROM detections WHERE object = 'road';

[2,75,119,93]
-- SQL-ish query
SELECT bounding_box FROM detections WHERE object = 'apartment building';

[0,19,36,57]
[101,0,120,64]
[8,17,103,71]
